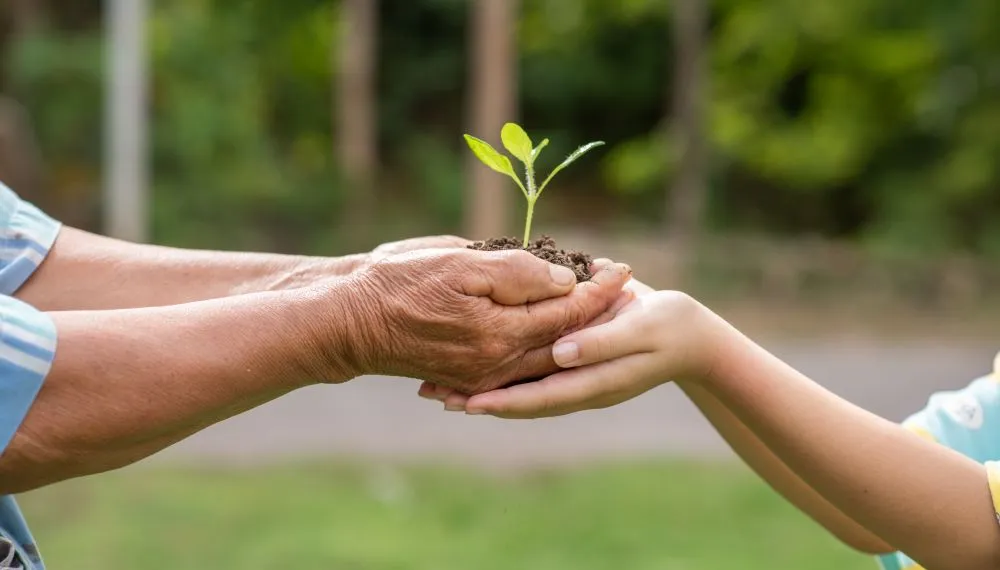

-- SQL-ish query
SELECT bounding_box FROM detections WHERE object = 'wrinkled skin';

[367,235,471,264]
[337,248,632,394]
[416,267,653,409]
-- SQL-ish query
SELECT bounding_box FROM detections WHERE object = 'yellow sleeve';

[987,462,1000,528]
[986,350,1000,522]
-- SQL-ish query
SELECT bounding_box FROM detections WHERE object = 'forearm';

[16,227,368,310]
[679,381,891,553]
[0,287,355,493]
[703,327,1000,569]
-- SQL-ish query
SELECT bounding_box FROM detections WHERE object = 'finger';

[625,277,655,297]
[417,382,439,400]
[465,355,652,419]
[520,263,632,344]
[461,249,578,305]
[433,383,458,399]
[429,383,460,401]
[590,258,614,271]
[494,345,562,391]
[418,382,454,401]
[575,288,636,331]
[551,305,651,368]
[443,391,470,411]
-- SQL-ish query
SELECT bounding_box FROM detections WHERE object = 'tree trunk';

[1,0,46,200]
[335,0,378,248]
[465,0,517,240]
[666,0,709,283]
[104,0,150,242]
[7,0,45,35]
[0,97,42,198]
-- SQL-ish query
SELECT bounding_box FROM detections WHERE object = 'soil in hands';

[468,235,594,283]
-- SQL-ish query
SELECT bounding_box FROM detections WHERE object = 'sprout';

[464,123,604,246]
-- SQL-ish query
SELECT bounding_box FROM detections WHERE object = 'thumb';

[461,249,579,305]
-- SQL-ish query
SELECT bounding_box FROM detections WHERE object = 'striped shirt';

[0,184,61,570]
[876,353,1000,570]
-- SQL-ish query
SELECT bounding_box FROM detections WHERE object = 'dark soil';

[468,235,594,282]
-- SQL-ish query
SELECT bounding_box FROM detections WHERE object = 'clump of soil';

[468,235,594,282]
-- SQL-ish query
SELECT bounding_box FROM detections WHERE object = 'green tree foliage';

[4,0,1000,255]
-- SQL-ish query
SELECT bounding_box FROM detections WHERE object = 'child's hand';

[463,288,719,418]
[419,277,726,419]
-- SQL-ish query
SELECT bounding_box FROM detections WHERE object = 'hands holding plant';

[416,275,731,418]
[342,124,668,400]
[332,248,633,394]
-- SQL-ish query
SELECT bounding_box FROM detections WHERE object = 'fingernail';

[444,402,464,412]
[550,264,576,286]
[465,409,485,416]
[553,342,579,367]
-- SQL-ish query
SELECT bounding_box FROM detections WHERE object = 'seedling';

[464,123,604,246]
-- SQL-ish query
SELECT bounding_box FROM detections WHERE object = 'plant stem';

[523,197,536,247]
[523,159,537,248]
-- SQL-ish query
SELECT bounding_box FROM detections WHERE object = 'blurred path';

[148,339,997,469]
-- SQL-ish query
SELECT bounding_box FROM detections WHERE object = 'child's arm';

[423,280,889,553]
[459,290,1000,570]
[703,327,999,570]
[619,280,892,553]
[678,381,892,554]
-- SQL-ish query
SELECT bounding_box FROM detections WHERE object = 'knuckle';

[428,248,467,271]
[496,249,541,273]
[502,248,535,263]
[365,256,396,279]
[565,300,590,330]
[480,341,508,363]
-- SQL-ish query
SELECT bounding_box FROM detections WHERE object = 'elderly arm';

[0,249,629,494]
[2,185,466,311]
[0,284,358,494]
[15,226,369,311]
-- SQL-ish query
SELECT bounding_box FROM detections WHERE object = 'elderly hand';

[368,235,472,263]
[322,248,632,394]
[416,274,700,414]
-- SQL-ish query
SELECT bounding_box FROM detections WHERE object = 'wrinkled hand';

[368,235,472,264]
[343,248,632,394]
[416,265,647,405]
[418,276,721,417]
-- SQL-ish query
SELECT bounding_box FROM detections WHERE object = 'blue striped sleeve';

[0,183,61,296]
[0,295,55,454]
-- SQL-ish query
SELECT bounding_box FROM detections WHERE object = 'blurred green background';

[22,462,870,569]
[2,0,999,567]
[7,0,1000,321]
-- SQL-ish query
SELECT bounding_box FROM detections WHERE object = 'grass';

[17,461,873,570]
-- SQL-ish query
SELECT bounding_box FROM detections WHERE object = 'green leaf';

[500,123,534,165]
[463,134,528,197]
[531,138,550,162]
[538,141,605,194]
[463,134,517,177]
